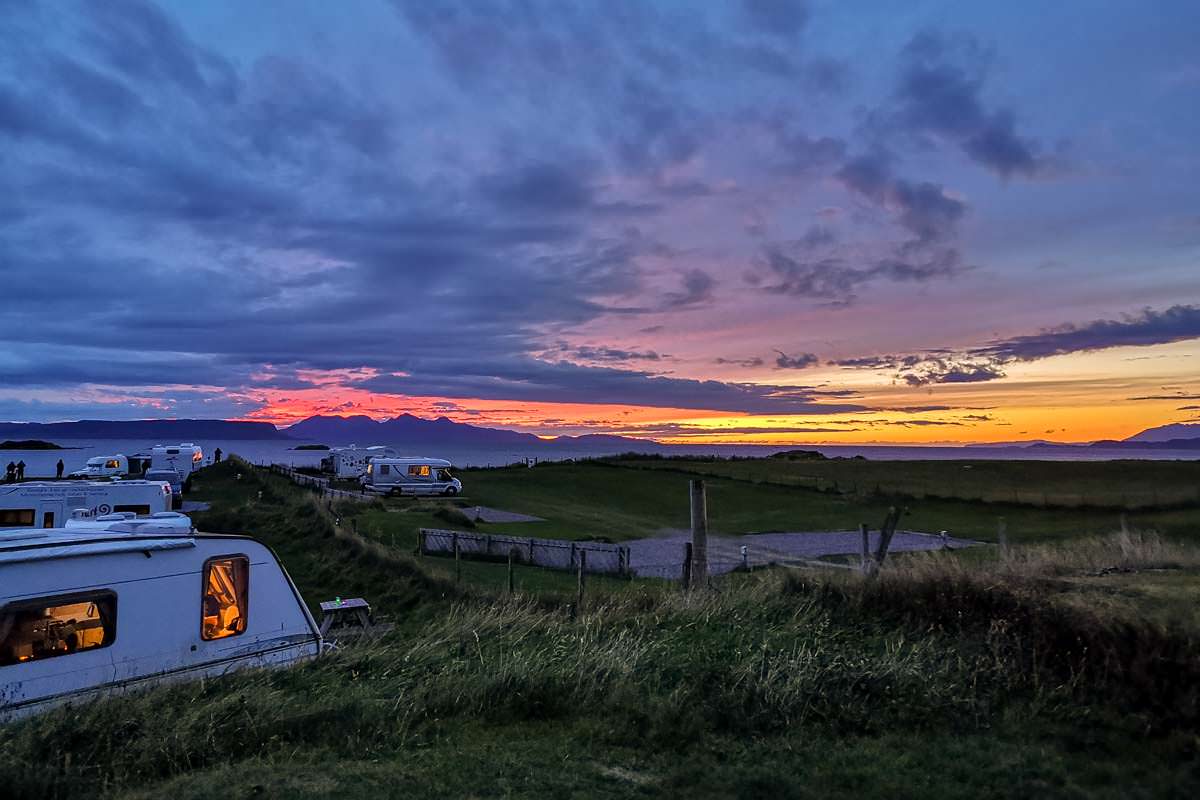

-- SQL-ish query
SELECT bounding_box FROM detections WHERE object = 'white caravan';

[362,457,462,496]
[150,444,204,485]
[69,454,131,479]
[0,480,173,530]
[323,445,399,478]
[0,520,321,719]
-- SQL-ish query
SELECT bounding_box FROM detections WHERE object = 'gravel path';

[626,529,979,579]
[469,506,546,523]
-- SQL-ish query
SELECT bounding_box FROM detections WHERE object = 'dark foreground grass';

[3,461,1199,798]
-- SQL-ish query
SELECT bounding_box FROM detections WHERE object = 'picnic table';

[318,597,373,636]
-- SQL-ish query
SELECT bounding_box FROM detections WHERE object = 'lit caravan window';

[408,465,431,478]
[0,509,35,527]
[0,592,117,666]
[105,460,120,469]
[201,556,249,640]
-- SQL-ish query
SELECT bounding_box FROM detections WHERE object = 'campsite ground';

[3,457,1200,799]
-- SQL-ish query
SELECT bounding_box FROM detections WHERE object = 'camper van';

[150,444,204,487]
[362,457,461,496]
[0,480,173,530]
[321,445,399,478]
[69,454,131,479]
[0,519,321,719]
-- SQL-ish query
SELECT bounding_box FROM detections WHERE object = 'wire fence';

[419,528,632,577]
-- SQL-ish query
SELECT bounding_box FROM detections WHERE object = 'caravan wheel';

[443,486,459,497]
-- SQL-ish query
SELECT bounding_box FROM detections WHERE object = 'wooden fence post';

[690,479,708,586]
[576,550,587,613]
[859,523,870,574]
[453,532,461,584]
[997,517,1008,560]
[418,529,426,556]
[570,541,577,570]
[508,547,516,594]
[682,541,693,590]
[529,537,535,565]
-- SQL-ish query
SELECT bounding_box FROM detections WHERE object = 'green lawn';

[611,454,1200,510]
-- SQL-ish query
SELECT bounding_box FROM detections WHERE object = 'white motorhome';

[362,457,462,496]
[322,445,399,478]
[69,454,131,479]
[0,520,321,719]
[0,480,173,530]
[150,444,204,486]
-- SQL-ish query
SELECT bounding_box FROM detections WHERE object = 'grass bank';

[2,460,1199,798]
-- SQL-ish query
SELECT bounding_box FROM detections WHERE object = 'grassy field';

[609,453,1200,510]
[3,459,1200,798]
[361,459,1200,547]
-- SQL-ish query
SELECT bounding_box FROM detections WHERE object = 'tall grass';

[3,462,1198,798]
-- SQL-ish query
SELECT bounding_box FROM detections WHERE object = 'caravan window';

[408,465,431,478]
[114,504,151,515]
[0,591,117,666]
[201,556,249,640]
[379,464,390,475]
[0,509,35,527]
[105,459,121,469]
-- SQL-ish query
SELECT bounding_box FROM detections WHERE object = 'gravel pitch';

[625,530,979,579]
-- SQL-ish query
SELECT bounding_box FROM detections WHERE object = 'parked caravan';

[144,468,184,509]
[69,454,131,479]
[322,445,399,478]
[150,444,204,486]
[0,480,173,530]
[362,457,462,496]
[0,520,321,719]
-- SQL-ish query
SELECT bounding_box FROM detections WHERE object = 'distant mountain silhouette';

[284,414,653,450]
[0,418,287,440]
[1124,422,1200,443]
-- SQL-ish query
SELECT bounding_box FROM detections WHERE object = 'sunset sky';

[2,0,1198,444]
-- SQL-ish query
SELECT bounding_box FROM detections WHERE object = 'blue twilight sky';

[1,0,1198,442]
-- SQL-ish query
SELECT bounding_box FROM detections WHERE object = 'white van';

[151,444,204,485]
[362,457,462,496]
[69,454,131,479]
[0,520,320,719]
[322,445,399,478]
[0,480,174,530]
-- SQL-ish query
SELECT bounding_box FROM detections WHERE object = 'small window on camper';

[105,459,121,469]
[113,504,151,516]
[201,556,249,641]
[0,592,117,666]
[0,509,35,527]
[408,465,431,478]
[379,464,390,475]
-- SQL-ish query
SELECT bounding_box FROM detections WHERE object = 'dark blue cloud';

[889,30,1053,178]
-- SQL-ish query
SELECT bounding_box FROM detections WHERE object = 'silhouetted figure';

[5,462,14,483]
[15,461,25,481]
[56,459,64,479]
[214,448,222,463]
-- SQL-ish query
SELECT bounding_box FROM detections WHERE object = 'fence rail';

[419,528,631,577]
[268,464,374,501]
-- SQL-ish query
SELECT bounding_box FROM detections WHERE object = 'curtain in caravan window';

[0,509,35,527]
[201,556,249,640]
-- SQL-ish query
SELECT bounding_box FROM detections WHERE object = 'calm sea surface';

[1,438,1196,479]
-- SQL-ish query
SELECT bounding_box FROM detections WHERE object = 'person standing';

[5,462,14,483]
[56,459,65,479]
[15,460,25,481]
[214,447,222,463]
